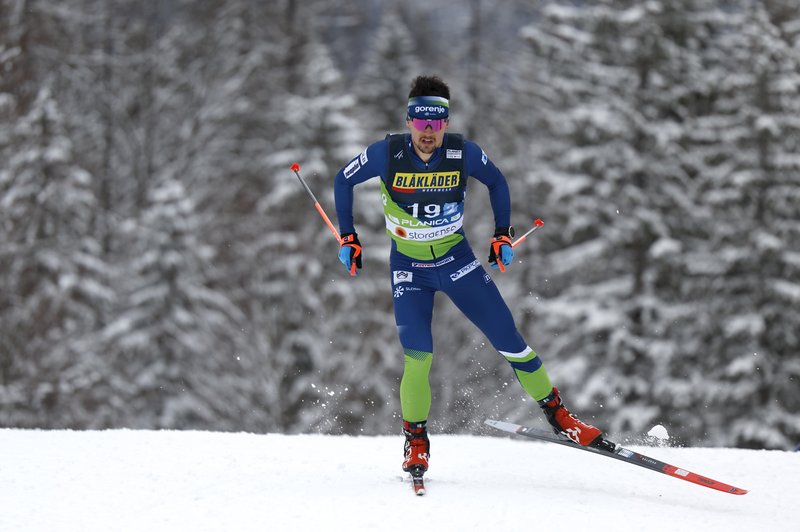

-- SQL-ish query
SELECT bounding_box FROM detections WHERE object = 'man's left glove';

[488,226,514,271]
[338,232,362,274]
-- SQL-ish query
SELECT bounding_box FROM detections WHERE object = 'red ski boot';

[538,387,603,446]
[402,420,430,473]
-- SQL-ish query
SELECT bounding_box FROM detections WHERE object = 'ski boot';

[538,387,603,447]
[402,420,430,474]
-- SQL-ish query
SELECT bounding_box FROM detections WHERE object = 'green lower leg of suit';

[400,348,553,421]
[400,349,433,422]
[504,349,554,402]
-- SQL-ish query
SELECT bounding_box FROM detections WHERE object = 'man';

[333,75,602,476]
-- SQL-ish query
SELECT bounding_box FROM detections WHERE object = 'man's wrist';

[494,226,514,238]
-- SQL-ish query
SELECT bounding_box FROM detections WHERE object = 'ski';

[408,466,426,496]
[485,419,748,496]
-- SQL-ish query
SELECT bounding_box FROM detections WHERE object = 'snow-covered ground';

[1,428,796,531]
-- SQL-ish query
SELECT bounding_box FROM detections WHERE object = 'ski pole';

[511,218,544,248]
[290,163,356,277]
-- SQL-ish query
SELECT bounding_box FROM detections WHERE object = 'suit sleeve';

[334,139,388,234]
[465,140,511,229]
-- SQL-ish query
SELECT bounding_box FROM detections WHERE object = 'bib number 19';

[410,203,440,219]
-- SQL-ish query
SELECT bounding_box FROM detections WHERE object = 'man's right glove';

[338,232,362,275]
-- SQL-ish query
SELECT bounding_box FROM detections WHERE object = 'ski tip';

[415,488,426,496]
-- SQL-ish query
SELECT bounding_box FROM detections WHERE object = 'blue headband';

[407,96,449,119]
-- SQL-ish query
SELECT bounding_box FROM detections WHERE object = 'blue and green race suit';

[334,133,553,422]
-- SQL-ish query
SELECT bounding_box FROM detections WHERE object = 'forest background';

[1,0,798,450]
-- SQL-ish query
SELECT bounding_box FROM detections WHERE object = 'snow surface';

[1,429,797,532]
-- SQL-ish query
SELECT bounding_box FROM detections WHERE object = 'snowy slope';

[1,429,796,532]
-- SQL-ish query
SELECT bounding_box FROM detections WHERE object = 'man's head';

[406,76,450,159]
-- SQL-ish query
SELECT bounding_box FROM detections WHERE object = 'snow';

[647,424,670,441]
[1,429,797,531]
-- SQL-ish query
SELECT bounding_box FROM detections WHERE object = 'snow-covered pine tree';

[239,1,405,435]
[75,0,259,430]
[0,0,116,427]
[161,1,305,432]
[509,0,745,443]
[678,1,800,448]
[354,4,422,138]
[99,179,252,430]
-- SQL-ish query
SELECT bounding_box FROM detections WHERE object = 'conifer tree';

[510,1,746,441]
[100,180,251,429]
[0,0,115,427]
[0,84,112,426]
[677,1,800,448]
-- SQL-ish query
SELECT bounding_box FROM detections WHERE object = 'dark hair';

[408,75,450,100]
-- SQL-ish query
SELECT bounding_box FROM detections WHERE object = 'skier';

[333,75,603,476]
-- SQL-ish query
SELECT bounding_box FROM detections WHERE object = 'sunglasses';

[409,118,447,132]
